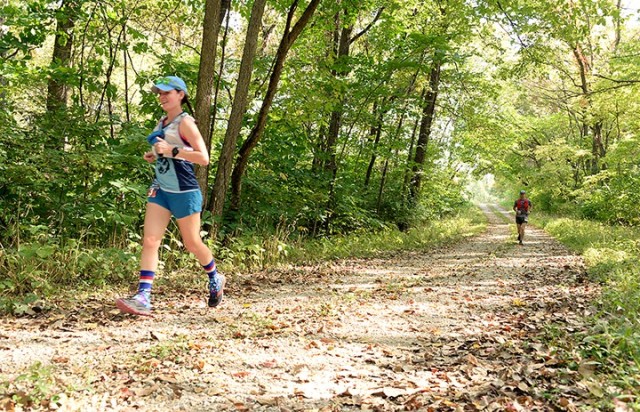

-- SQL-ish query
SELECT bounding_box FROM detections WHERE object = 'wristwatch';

[172,146,180,158]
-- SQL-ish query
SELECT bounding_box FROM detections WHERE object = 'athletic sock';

[138,270,155,294]
[203,259,219,289]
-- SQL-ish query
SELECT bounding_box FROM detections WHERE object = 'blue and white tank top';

[152,112,200,193]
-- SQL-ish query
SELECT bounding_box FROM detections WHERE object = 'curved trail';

[0,205,599,411]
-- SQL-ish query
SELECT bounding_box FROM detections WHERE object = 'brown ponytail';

[182,97,197,123]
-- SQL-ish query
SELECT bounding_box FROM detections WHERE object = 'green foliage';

[289,206,485,262]
[0,240,139,298]
[144,334,192,362]
[535,212,640,396]
[0,93,154,243]
[1,362,63,409]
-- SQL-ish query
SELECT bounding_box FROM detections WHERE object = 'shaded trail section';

[0,205,599,411]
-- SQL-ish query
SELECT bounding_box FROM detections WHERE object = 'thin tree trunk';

[376,157,389,213]
[94,23,124,126]
[209,7,231,143]
[0,17,7,111]
[409,60,441,202]
[572,44,604,174]
[312,124,328,172]
[229,0,322,212]
[321,8,383,230]
[323,23,352,177]
[209,0,267,230]
[77,4,96,109]
[123,22,130,123]
[403,98,422,193]
[614,0,622,50]
[364,107,384,188]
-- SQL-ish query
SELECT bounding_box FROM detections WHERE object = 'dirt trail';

[0,205,600,411]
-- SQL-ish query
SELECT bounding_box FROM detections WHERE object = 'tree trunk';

[614,0,622,51]
[312,124,328,172]
[322,23,352,177]
[409,60,441,202]
[376,157,389,213]
[209,0,267,231]
[0,17,7,111]
[229,0,321,212]
[95,23,124,123]
[320,18,352,232]
[364,106,383,188]
[46,0,78,119]
[572,44,604,174]
[320,8,383,230]
[201,7,233,213]
[122,21,130,123]
[403,99,422,193]
[193,0,224,194]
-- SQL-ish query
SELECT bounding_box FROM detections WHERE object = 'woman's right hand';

[143,151,156,163]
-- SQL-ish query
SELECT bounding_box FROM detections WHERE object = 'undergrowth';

[533,212,640,407]
[288,207,486,262]
[0,207,486,315]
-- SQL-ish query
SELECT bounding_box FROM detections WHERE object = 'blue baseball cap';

[151,76,188,96]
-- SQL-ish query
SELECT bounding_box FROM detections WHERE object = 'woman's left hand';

[153,137,172,156]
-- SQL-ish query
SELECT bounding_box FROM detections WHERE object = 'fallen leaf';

[135,384,159,397]
[52,356,69,364]
[255,396,283,406]
[581,380,604,398]
[371,387,405,399]
[150,331,164,341]
[466,354,479,366]
[156,374,179,384]
[578,362,598,379]
[259,360,278,368]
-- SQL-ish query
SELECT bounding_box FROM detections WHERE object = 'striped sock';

[138,270,155,294]
[203,259,218,288]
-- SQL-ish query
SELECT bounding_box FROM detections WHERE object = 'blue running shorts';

[147,188,202,219]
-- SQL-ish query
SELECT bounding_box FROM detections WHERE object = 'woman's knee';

[142,234,163,250]
[184,237,206,255]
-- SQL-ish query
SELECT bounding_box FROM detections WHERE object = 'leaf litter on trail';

[0,206,608,411]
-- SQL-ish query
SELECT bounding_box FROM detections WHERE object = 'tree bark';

[572,44,604,174]
[0,17,7,111]
[122,20,130,123]
[614,0,622,51]
[46,0,78,117]
[376,154,392,213]
[193,0,224,194]
[403,95,422,193]
[364,104,383,188]
[321,8,383,230]
[209,0,267,229]
[229,0,321,212]
[409,60,441,202]
[323,23,353,177]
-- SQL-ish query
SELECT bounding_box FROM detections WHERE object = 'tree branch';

[495,1,528,49]
[594,73,640,84]
[349,7,384,45]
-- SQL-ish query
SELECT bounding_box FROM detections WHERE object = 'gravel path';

[0,205,599,411]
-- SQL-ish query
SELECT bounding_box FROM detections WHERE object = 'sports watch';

[172,146,180,158]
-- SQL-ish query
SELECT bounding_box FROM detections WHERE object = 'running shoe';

[208,274,226,308]
[116,291,152,316]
